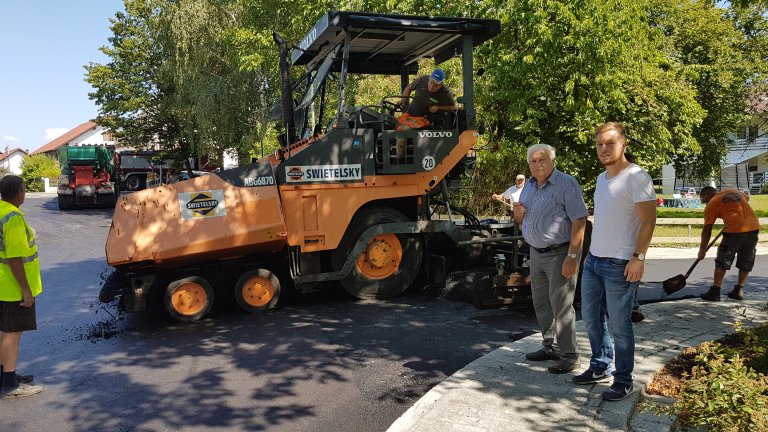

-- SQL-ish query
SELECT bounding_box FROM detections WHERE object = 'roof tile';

[31,121,98,155]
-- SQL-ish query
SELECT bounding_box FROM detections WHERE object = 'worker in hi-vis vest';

[0,175,43,399]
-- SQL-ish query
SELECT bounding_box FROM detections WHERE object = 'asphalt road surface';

[1,194,765,431]
[1,194,538,432]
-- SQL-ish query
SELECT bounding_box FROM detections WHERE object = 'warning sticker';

[178,190,227,220]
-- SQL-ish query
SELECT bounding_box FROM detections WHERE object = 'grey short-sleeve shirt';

[518,169,589,249]
[406,75,455,117]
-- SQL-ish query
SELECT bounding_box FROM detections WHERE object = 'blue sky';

[0,0,124,154]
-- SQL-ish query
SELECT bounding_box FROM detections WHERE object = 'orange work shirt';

[703,190,760,233]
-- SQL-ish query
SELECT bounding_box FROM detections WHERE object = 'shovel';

[662,230,723,295]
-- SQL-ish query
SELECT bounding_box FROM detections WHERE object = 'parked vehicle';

[57,145,118,210]
[100,11,525,322]
[116,150,173,191]
[176,170,211,181]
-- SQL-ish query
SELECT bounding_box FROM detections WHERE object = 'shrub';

[20,154,60,192]
[671,327,768,432]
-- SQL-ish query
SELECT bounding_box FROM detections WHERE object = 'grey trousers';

[529,247,579,360]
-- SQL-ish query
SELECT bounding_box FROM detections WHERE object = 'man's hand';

[429,105,439,113]
[20,291,34,308]
[562,256,578,278]
[697,249,706,261]
[624,259,644,282]
[512,201,525,219]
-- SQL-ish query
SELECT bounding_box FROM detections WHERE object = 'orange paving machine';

[101,11,531,321]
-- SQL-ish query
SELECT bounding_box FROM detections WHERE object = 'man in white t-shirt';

[571,122,656,402]
[492,174,526,207]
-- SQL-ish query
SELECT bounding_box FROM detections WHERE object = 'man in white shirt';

[572,122,656,402]
[492,174,526,206]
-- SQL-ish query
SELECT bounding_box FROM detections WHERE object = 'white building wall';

[661,164,676,195]
[68,126,115,146]
[1,152,27,175]
[7,153,25,174]
[758,152,768,174]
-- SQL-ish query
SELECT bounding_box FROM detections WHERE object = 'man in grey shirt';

[513,144,588,374]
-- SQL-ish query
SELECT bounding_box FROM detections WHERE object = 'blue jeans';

[581,254,637,386]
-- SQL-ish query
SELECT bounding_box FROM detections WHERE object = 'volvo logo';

[418,131,453,138]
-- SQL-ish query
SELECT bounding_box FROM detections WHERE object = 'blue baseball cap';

[430,68,446,84]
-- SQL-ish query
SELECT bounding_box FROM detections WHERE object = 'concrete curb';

[387,293,768,432]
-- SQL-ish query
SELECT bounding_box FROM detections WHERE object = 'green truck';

[57,145,118,210]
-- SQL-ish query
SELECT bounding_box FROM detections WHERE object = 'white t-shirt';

[590,164,656,260]
[501,185,524,203]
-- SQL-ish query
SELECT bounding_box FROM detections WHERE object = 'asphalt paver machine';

[101,11,530,321]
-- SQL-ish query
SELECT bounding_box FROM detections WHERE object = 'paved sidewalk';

[388,293,768,432]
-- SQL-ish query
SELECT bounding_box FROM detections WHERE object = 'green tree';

[653,0,766,182]
[85,0,198,165]
[20,154,60,192]
[463,0,705,211]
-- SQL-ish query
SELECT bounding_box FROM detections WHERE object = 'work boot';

[700,286,721,301]
[727,285,745,301]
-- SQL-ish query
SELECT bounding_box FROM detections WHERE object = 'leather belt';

[531,242,570,253]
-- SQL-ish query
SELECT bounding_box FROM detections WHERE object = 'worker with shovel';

[697,186,760,301]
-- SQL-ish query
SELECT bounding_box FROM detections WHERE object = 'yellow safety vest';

[0,201,42,301]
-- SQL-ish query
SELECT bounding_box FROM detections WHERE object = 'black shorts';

[715,230,759,272]
[0,301,37,332]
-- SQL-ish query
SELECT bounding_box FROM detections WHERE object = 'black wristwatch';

[632,252,645,261]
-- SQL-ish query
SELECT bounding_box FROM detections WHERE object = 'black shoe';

[631,310,644,323]
[572,368,612,385]
[727,285,744,300]
[548,359,579,374]
[525,347,559,361]
[700,286,721,301]
[16,374,33,384]
[602,382,635,401]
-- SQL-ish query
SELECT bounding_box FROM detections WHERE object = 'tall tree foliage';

[85,0,194,158]
[654,0,765,182]
[86,0,766,211]
[472,0,704,205]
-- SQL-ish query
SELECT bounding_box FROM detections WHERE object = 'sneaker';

[548,359,579,374]
[572,368,612,385]
[631,310,645,323]
[525,347,559,361]
[700,286,721,301]
[0,383,43,399]
[727,285,744,301]
[602,382,635,401]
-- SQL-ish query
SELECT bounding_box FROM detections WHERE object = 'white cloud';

[2,135,21,143]
[45,128,69,140]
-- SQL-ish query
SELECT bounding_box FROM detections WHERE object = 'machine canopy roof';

[291,11,501,75]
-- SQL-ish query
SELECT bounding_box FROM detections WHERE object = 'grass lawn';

[657,194,768,218]
[653,224,768,237]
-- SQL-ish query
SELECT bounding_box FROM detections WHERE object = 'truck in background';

[57,145,118,210]
[116,150,174,191]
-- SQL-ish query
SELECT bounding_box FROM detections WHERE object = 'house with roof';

[661,88,768,195]
[0,148,29,175]
[31,121,118,158]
